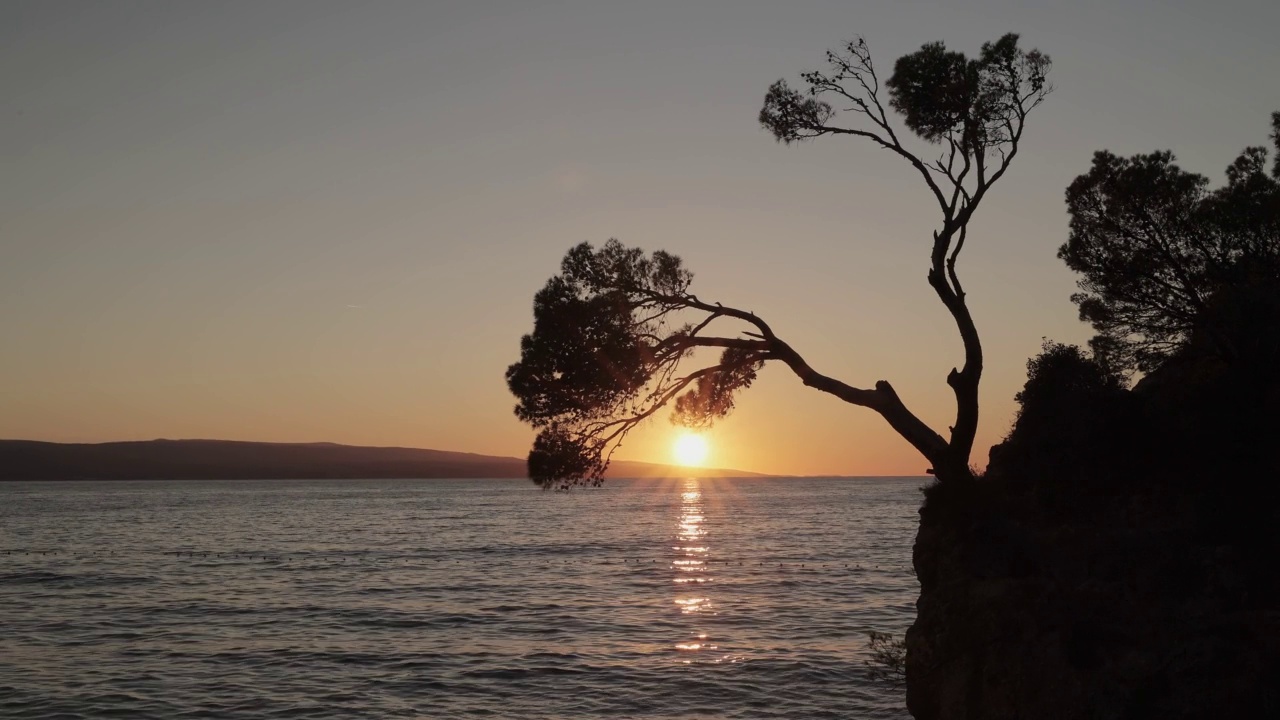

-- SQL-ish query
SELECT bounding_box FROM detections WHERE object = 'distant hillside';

[0,439,769,481]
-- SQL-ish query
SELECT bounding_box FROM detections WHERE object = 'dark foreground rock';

[905,288,1280,719]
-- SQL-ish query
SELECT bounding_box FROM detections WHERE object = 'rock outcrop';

[905,284,1280,719]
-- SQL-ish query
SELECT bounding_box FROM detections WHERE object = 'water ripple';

[0,477,919,719]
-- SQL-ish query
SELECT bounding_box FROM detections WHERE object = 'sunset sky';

[3,1,1277,476]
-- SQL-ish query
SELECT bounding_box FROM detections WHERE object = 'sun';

[673,432,710,467]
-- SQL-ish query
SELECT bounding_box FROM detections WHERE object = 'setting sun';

[673,433,710,467]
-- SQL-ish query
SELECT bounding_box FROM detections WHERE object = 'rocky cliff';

[905,287,1280,719]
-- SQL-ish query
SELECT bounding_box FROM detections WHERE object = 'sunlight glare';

[673,432,709,467]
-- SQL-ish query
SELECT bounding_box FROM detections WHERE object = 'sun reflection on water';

[672,477,738,663]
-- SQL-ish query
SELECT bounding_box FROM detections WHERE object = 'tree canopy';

[1059,112,1280,373]
[508,34,1051,488]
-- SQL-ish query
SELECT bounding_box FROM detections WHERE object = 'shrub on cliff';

[987,341,1128,489]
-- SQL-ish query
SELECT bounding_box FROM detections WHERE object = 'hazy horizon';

[0,435,936,479]
[4,0,1278,476]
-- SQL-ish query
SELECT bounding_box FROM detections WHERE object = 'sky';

[3,0,1278,476]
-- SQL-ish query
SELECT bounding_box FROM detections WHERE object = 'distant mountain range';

[0,439,770,481]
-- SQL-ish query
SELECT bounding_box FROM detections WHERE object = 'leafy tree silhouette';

[507,34,1051,488]
[1060,112,1280,374]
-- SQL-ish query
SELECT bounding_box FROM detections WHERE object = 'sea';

[0,477,923,719]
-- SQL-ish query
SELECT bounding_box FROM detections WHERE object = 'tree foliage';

[1018,341,1121,397]
[509,34,1051,488]
[1059,115,1280,373]
[506,241,766,488]
[886,34,1050,149]
[760,33,1050,165]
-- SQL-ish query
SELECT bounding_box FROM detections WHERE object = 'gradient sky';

[3,1,1277,475]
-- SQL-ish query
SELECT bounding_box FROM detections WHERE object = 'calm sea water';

[0,477,922,719]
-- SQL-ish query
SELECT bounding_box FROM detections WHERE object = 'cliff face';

[905,294,1280,719]
[906,479,1280,719]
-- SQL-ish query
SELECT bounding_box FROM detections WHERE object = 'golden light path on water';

[672,477,739,664]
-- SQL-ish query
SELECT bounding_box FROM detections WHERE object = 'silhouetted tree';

[1059,113,1280,373]
[507,34,1051,488]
